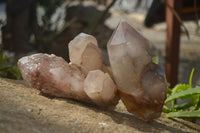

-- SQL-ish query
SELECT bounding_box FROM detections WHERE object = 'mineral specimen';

[18,53,89,101]
[18,41,118,108]
[84,70,118,109]
[68,33,103,75]
[107,21,167,121]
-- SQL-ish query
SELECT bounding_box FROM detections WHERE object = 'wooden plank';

[165,0,182,88]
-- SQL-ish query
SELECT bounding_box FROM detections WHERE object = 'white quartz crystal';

[84,70,118,108]
[107,21,167,121]
[68,33,103,75]
[18,53,89,101]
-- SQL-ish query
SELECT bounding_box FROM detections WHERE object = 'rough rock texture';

[107,21,167,121]
[0,78,200,133]
[18,53,89,101]
[68,33,103,75]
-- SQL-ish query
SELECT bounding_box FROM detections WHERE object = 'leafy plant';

[163,68,200,118]
[0,54,22,80]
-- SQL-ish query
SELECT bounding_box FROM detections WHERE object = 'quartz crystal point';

[68,33,103,75]
[18,53,119,108]
[18,53,90,101]
[107,21,167,121]
[84,70,119,109]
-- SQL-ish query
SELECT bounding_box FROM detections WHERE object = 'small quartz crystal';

[107,21,167,121]
[84,70,119,109]
[68,33,103,75]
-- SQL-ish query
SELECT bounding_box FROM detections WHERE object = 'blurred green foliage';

[163,68,200,118]
[0,54,22,80]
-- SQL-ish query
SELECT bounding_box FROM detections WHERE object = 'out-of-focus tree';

[1,0,67,56]
[2,0,37,56]
[34,0,66,52]
[1,0,116,60]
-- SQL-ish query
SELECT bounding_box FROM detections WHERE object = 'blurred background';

[0,0,200,86]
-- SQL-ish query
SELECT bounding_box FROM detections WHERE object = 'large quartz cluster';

[18,21,167,121]
[18,33,119,109]
[107,21,167,121]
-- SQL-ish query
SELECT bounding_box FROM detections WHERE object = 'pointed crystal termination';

[107,21,167,121]
[18,53,119,109]
[68,33,119,108]
[68,33,103,75]
[84,70,119,109]
[18,53,90,101]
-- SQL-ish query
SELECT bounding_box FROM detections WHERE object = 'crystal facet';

[107,21,167,121]
[68,33,103,75]
[84,70,119,108]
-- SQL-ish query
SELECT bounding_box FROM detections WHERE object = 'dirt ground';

[1,78,200,133]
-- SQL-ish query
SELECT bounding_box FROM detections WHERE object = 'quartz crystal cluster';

[107,21,167,121]
[68,33,103,75]
[18,21,167,121]
[18,33,119,109]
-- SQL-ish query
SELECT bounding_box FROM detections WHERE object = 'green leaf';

[167,110,200,118]
[173,102,194,110]
[152,56,159,64]
[165,87,200,104]
[162,106,172,113]
[170,84,190,111]
[189,68,195,87]
[167,88,172,97]
[196,96,200,109]
[172,84,190,95]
